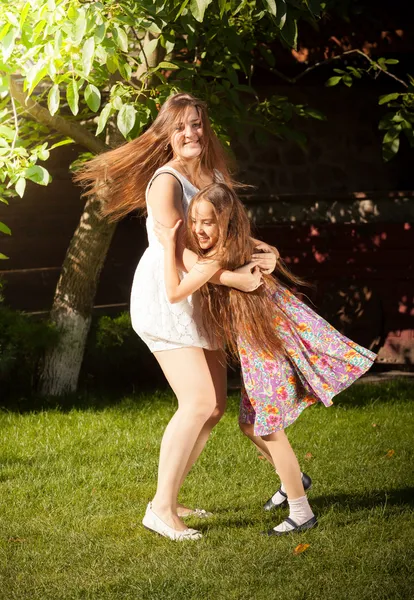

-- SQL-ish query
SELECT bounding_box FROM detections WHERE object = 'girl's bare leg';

[176,349,227,515]
[151,347,217,531]
[239,422,275,467]
[261,430,304,499]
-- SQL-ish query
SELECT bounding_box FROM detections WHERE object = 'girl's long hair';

[74,93,234,221]
[187,183,307,360]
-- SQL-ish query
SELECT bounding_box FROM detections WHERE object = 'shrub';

[0,280,60,399]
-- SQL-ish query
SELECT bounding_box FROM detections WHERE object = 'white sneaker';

[142,503,202,541]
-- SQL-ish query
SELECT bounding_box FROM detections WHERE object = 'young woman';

[74,93,279,541]
[154,182,376,536]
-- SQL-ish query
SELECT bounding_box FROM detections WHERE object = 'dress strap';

[146,167,184,196]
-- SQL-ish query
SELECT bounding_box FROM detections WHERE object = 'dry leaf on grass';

[385,449,395,458]
[258,455,266,460]
[305,452,313,460]
[294,543,310,555]
[8,537,26,543]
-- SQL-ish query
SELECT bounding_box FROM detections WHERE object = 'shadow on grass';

[2,377,412,415]
[187,487,414,532]
[311,487,414,511]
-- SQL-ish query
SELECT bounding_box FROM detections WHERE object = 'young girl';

[154,182,376,536]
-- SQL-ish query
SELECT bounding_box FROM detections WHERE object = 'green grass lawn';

[0,380,413,600]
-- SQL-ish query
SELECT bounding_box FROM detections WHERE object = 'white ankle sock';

[271,472,303,506]
[272,495,314,533]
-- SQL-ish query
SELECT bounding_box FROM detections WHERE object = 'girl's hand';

[252,242,280,274]
[154,219,182,248]
[232,262,263,292]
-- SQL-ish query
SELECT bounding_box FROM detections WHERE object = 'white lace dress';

[130,166,220,352]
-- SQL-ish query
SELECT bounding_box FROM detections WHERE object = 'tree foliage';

[0,0,327,256]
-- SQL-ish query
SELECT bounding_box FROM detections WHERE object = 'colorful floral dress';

[239,283,376,436]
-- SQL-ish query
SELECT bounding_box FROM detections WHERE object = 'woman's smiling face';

[170,106,203,161]
[190,199,220,251]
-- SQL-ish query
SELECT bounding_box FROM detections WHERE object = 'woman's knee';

[179,395,217,423]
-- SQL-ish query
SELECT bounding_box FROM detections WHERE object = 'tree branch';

[268,49,409,88]
[9,77,110,154]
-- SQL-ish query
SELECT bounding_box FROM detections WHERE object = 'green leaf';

[2,28,16,62]
[48,84,60,116]
[26,62,48,96]
[114,27,128,53]
[94,23,106,44]
[140,38,158,64]
[218,0,227,18]
[25,165,50,186]
[383,126,401,144]
[383,135,400,161]
[326,76,342,87]
[0,221,11,235]
[0,252,9,259]
[304,107,326,121]
[73,11,87,46]
[19,2,31,29]
[67,80,79,116]
[343,74,353,87]
[265,0,277,16]
[117,104,136,138]
[82,37,95,76]
[106,54,118,74]
[84,84,101,112]
[404,128,414,148]
[15,177,26,198]
[96,103,112,135]
[280,9,297,49]
[275,0,287,28]
[0,125,15,140]
[190,0,213,22]
[50,139,74,150]
[378,93,400,105]
[384,58,399,65]
[158,61,179,70]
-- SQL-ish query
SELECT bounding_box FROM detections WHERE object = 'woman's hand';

[251,241,280,274]
[154,219,182,248]
[232,262,263,292]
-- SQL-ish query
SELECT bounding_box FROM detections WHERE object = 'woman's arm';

[149,174,262,291]
[250,238,280,274]
[154,220,222,303]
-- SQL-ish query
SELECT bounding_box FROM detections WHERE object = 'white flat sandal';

[142,503,202,541]
[182,508,213,519]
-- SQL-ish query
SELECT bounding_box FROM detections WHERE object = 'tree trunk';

[40,196,116,395]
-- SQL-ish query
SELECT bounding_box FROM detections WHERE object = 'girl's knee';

[209,399,226,425]
[261,429,286,442]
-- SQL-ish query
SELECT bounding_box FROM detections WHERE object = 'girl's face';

[170,107,203,161]
[190,199,220,250]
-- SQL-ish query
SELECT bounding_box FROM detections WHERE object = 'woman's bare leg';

[177,349,227,515]
[151,347,217,530]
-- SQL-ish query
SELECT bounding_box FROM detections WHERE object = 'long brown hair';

[187,183,306,360]
[74,93,234,221]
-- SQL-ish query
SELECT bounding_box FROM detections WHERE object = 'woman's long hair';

[74,93,234,221]
[187,183,307,360]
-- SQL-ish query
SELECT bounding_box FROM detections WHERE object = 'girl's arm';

[148,174,262,292]
[154,220,222,303]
